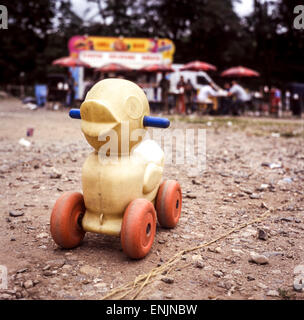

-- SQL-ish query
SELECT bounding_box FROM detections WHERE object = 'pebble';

[262,251,284,258]
[194,260,204,269]
[249,252,269,265]
[79,265,100,276]
[46,259,65,269]
[250,193,261,199]
[50,172,62,179]
[258,229,268,241]
[213,270,224,278]
[161,276,174,284]
[23,280,34,289]
[232,270,242,275]
[257,282,268,289]
[42,265,51,271]
[36,232,49,239]
[186,193,197,199]
[215,247,222,254]
[94,282,107,292]
[9,211,24,217]
[232,249,244,255]
[256,184,269,191]
[266,289,279,297]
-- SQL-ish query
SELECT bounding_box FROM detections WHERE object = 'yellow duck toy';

[50,78,182,259]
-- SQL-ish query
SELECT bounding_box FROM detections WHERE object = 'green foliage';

[0,0,303,86]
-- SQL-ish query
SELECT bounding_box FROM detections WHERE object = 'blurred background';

[0,0,303,117]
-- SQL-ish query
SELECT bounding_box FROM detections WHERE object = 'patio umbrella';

[52,56,90,68]
[96,63,131,73]
[221,66,260,77]
[180,60,217,72]
[139,64,174,73]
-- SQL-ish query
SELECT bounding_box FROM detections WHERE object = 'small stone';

[36,232,49,239]
[50,172,61,179]
[247,276,255,281]
[271,269,281,275]
[261,202,269,209]
[233,270,242,275]
[280,217,293,222]
[240,188,253,195]
[213,270,224,278]
[258,229,268,241]
[194,260,204,269]
[158,239,166,244]
[266,290,279,297]
[23,280,34,289]
[257,282,268,289]
[186,193,197,199]
[16,268,28,274]
[94,282,108,292]
[249,252,269,265]
[0,293,12,300]
[215,247,222,254]
[9,211,24,217]
[262,251,284,258]
[43,271,53,277]
[256,184,269,192]
[232,249,244,255]
[62,264,72,270]
[46,259,65,269]
[250,193,261,199]
[42,265,51,271]
[161,276,174,284]
[79,265,100,276]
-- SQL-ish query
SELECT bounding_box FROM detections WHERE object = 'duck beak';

[80,99,119,137]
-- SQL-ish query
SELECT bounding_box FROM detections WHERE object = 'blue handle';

[143,116,170,128]
[69,109,170,129]
[69,109,81,119]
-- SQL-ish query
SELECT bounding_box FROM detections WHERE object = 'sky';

[71,0,256,21]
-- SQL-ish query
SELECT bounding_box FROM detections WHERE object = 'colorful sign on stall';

[68,36,175,69]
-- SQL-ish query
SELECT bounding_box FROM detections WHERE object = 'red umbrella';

[140,64,174,73]
[180,60,217,72]
[221,66,260,77]
[52,56,90,68]
[96,63,131,73]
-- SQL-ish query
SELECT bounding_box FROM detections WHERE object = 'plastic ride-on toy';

[50,79,182,259]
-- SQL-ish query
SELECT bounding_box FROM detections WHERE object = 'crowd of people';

[42,70,300,118]
[157,73,286,117]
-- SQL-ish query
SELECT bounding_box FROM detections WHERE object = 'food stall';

[67,35,175,101]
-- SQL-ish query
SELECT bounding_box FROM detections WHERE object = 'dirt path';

[0,97,303,300]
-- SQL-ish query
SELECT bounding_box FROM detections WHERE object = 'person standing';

[66,71,75,107]
[227,80,250,115]
[185,79,195,114]
[176,75,186,114]
[159,73,170,114]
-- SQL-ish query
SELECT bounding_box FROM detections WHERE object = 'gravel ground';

[0,97,303,300]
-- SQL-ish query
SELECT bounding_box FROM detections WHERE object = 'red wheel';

[50,191,86,249]
[156,180,182,228]
[121,199,156,259]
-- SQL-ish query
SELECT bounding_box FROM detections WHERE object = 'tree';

[0,0,56,84]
